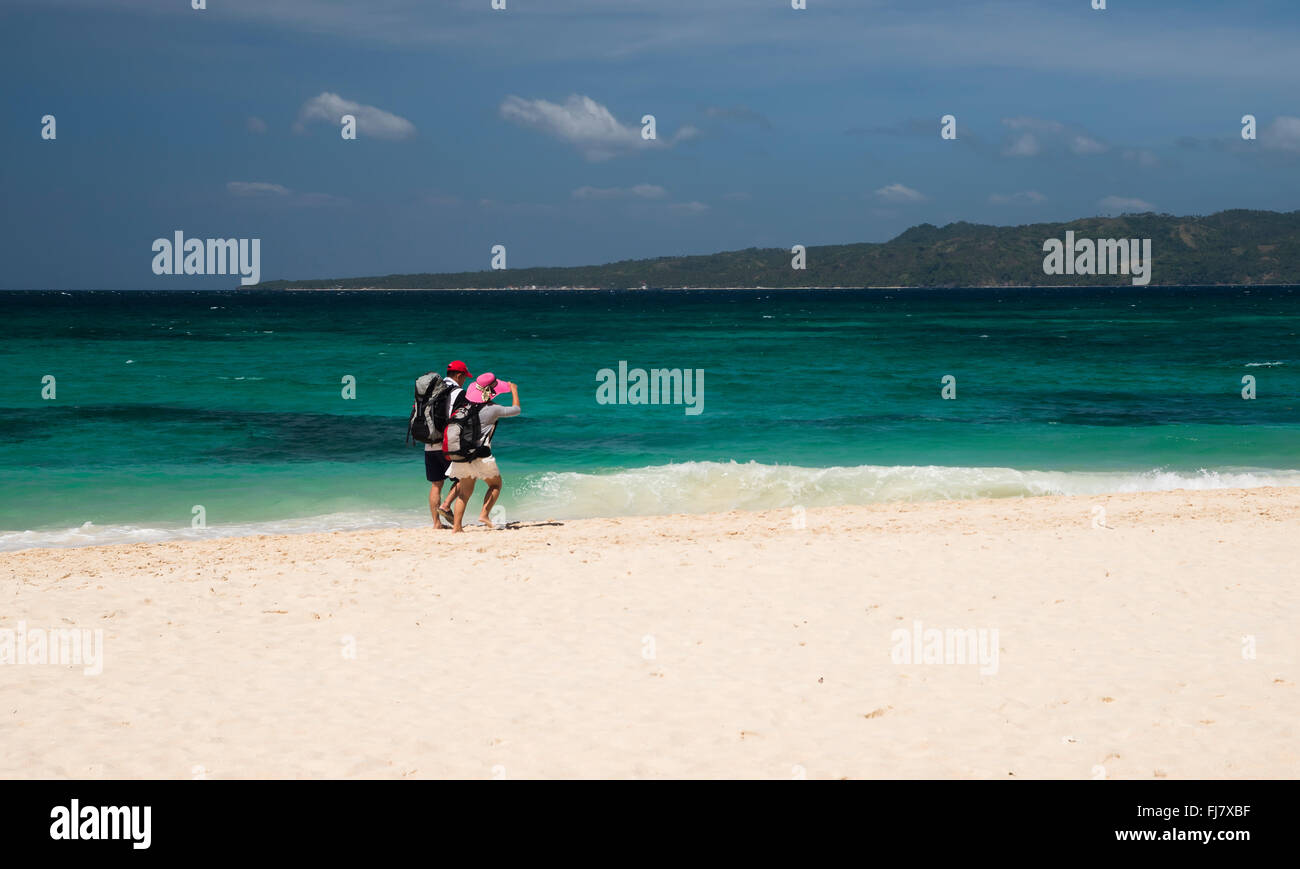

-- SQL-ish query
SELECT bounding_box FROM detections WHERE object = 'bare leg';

[439,477,459,513]
[452,477,477,533]
[429,480,444,527]
[479,476,503,528]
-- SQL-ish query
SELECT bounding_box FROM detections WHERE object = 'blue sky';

[3,0,1300,288]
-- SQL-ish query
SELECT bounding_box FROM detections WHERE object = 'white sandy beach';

[2,487,1297,779]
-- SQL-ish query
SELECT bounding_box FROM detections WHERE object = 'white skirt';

[449,456,501,480]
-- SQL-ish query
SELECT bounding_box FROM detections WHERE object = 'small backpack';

[406,372,456,446]
[441,394,491,462]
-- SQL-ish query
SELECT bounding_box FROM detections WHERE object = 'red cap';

[446,360,470,375]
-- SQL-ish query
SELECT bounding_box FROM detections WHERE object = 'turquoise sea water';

[0,287,1297,549]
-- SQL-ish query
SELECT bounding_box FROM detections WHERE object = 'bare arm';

[486,384,521,421]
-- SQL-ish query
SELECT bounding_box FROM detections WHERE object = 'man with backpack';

[420,360,471,529]
[445,373,520,533]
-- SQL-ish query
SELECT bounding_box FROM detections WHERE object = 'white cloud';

[1070,134,1107,155]
[226,181,346,207]
[1003,133,1040,157]
[1000,117,1109,158]
[1261,115,1300,151]
[294,92,416,141]
[988,190,1047,205]
[572,184,669,200]
[226,181,290,197]
[246,116,268,134]
[874,183,927,203]
[1098,195,1154,212]
[500,94,697,161]
[569,184,706,214]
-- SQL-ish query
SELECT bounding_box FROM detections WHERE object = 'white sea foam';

[511,461,1300,518]
[4,462,1299,551]
[0,512,421,553]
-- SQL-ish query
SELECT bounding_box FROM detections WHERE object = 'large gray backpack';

[406,372,457,446]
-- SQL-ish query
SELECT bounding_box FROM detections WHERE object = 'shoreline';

[4,486,1298,778]
[5,483,1298,553]
[6,471,1300,554]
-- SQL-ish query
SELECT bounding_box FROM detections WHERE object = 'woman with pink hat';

[448,372,519,532]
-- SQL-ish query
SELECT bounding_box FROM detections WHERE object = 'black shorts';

[424,450,453,483]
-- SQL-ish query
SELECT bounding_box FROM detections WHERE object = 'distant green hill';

[248,209,1300,289]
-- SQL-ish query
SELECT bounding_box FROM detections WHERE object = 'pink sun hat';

[466,372,513,403]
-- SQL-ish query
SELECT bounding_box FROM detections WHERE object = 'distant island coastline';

[246,209,1300,291]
